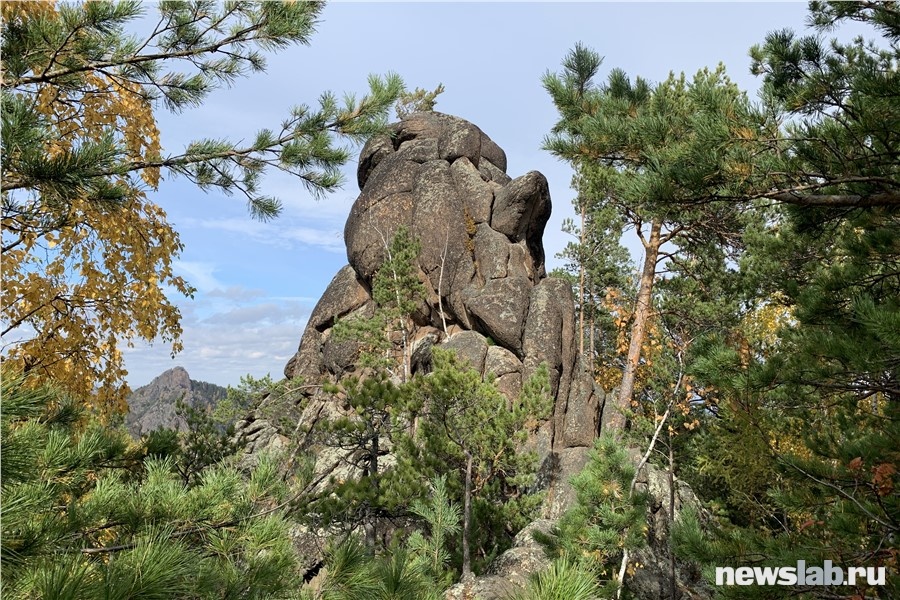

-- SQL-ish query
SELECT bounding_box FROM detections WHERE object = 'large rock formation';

[236,113,706,599]
[248,112,610,506]
[125,366,227,437]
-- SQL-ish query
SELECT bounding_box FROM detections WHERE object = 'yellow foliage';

[32,72,162,187]
[740,294,794,354]
[1,0,55,23]
[2,191,191,414]
[768,417,812,461]
[2,1,185,414]
[594,286,668,393]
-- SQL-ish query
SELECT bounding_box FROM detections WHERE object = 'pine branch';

[11,22,266,88]
[783,460,897,532]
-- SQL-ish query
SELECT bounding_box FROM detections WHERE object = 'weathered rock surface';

[630,463,713,600]
[236,112,716,595]
[277,112,608,474]
[444,520,554,600]
[444,463,713,600]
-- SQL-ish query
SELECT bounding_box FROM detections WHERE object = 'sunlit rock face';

[233,112,707,600]
[273,113,610,478]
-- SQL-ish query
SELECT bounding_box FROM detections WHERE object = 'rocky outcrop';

[630,463,712,600]
[244,113,610,486]
[125,367,227,437]
[234,112,710,599]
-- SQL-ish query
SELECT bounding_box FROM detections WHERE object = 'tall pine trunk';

[364,432,379,550]
[579,199,586,356]
[668,433,677,600]
[461,450,474,579]
[611,219,661,430]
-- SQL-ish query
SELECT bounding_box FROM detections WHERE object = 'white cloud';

[173,261,225,293]
[206,286,266,301]
[123,310,308,388]
[202,302,309,326]
[280,226,345,254]
[179,214,347,254]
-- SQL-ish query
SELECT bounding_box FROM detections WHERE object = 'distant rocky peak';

[152,366,191,389]
[125,367,226,438]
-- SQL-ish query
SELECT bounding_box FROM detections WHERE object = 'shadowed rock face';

[276,113,608,482]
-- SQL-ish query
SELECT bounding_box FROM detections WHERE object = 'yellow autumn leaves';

[0,0,55,23]
[2,191,192,414]
[39,72,163,186]
[594,287,668,393]
[2,1,186,414]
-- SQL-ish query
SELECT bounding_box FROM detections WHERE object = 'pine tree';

[554,182,632,374]
[403,350,553,579]
[406,476,462,590]
[543,47,754,430]
[513,560,602,600]
[314,373,412,549]
[663,3,899,596]
[333,226,426,381]
[317,228,428,547]
[534,435,649,598]
[0,371,306,599]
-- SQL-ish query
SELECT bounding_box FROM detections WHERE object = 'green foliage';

[512,559,602,600]
[661,4,900,597]
[395,83,445,119]
[314,228,428,543]
[744,1,899,209]
[556,184,633,366]
[312,374,418,543]
[402,350,553,575]
[2,0,405,216]
[334,227,425,379]
[543,42,757,426]
[141,373,273,486]
[1,0,404,411]
[536,435,648,596]
[370,227,425,322]
[219,373,275,425]
[315,537,442,600]
[407,350,552,494]
[407,476,462,589]
[545,6,898,597]
[0,371,303,600]
[170,396,241,486]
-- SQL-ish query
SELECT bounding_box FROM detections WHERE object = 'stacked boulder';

[259,112,611,508]
[235,112,709,599]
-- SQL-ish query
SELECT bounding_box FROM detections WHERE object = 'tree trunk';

[668,432,677,600]
[462,450,474,579]
[588,274,595,373]
[364,432,379,550]
[579,199,586,356]
[610,219,662,430]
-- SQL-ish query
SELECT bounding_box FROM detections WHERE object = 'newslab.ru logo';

[715,561,886,587]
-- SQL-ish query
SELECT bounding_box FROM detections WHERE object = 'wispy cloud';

[201,302,309,326]
[280,226,345,254]
[174,261,225,293]
[178,215,347,254]
[206,286,267,301]
[123,293,312,387]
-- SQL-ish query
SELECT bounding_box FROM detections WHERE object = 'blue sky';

[123,1,815,388]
